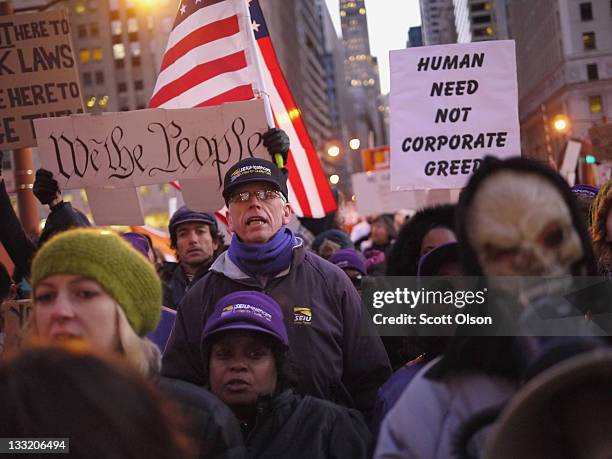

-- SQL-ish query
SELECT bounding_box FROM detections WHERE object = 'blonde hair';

[115,306,161,377]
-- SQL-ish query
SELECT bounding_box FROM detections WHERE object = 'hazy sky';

[323,0,422,95]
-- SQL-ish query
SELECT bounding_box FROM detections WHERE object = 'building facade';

[510,0,612,161]
[453,0,510,43]
[339,0,385,150]
[407,26,424,47]
[419,0,457,45]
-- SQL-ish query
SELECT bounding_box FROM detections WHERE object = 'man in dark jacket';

[161,207,225,310]
[162,143,391,417]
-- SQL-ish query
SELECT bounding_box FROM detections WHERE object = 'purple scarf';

[228,226,296,277]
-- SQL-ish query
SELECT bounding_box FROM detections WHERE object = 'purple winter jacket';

[161,240,391,416]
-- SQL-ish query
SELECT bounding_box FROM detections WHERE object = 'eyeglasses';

[228,189,283,204]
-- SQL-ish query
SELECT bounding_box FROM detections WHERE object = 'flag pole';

[239,0,284,168]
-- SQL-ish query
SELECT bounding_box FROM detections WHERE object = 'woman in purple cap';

[201,290,371,458]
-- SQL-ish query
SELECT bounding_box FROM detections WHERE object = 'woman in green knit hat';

[30,228,162,376]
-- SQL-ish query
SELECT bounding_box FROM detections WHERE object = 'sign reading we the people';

[0,10,84,150]
[34,99,269,191]
[389,40,520,190]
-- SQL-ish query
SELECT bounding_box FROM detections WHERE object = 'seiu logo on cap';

[222,303,272,322]
[294,307,312,325]
[230,165,272,183]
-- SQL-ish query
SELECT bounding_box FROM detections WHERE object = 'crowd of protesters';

[2,128,612,459]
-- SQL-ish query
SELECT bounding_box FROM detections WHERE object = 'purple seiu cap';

[202,291,289,349]
[328,248,367,276]
[121,232,151,259]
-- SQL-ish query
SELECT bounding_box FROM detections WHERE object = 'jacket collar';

[210,237,305,284]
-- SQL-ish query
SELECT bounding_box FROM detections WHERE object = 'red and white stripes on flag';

[151,0,336,218]
[150,0,258,109]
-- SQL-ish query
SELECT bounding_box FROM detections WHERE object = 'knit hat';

[222,157,289,203]
[201,291,289,349]
[311,229,354,254]
[168,206,218,247]
[328,248,367,276]
[31,228,161,336]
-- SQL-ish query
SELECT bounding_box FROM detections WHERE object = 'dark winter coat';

[157,377,246,459]
[240,389,371,459]
[161,260,212,310]
[161,241,391,417]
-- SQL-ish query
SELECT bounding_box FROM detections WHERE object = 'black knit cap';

[222,157,288,203]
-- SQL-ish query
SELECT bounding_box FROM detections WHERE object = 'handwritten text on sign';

[0,10,84,150]
[34,99,269,190]
[390,40,520,190]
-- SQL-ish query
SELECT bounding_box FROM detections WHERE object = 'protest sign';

[559,140,581,187]
[34,100,269,220]
[0,299,32,355]
[351,170,460,215]
[0,10,84,150]
[390,40,520,190]
[34,99,268,189]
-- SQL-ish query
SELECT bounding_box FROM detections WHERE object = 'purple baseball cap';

[328,248,367,276]
[202,291,289,348]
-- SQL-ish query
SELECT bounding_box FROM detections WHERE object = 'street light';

[330,174,340,185]
[327,145,340,158]
[553,114,570,133]
[349,138,361,150]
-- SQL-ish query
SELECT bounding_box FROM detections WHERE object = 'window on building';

[580,2,593,20]
[90,23,99,37]
[113,43,126,59]
[130,42,141,57]
[587,63,599,80]
[127,7,135,17]
[134,80,144,90]
[111,20,122,36]
[108,0,120,9]
[470,2,491,12]
[75,1,85,14]
[79,49,91,63]
[115,59,125,69]
[95,70,104,84]
[92,48,103,61]
[583,32,596,50]
[112,34,122,44]
[127,18,139,33]
[589,95,603,113]
[98,95,109,108]
[87,0,97,12]
[118,82,127,92]
[77,24,87,39]
[110,10,120,20]
[473,15,492,24]
[128,32,139,42]
[131,56,141,67]
[82,72,92,86]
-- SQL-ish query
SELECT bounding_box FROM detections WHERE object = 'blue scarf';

[228,226,296,277]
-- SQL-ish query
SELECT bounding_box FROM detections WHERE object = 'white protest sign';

[34,99,268,191]
[560,140,581,187]
[390,40,520,190]
[351,170,459,215]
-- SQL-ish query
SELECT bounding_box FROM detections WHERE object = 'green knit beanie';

[31,228,161,336]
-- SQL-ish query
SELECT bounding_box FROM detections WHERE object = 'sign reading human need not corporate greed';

[0,10,84,150]
[390,40,520,190]
[33,99,269,191]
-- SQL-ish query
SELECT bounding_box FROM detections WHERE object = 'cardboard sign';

[0,10,84,150]
[0,299,33,355]
[590,124,612,160]
[34,99,268,189]
[390,40,520,190]
[351,170,460,215]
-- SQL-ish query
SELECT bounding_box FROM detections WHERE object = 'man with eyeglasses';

[162,144,391,418]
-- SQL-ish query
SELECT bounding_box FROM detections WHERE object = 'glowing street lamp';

[553,114,570,133]
[349,138,361,150]
[327,145,340,157]
[329,174,340,185]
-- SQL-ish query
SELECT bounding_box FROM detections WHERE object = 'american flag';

[151,0,336,218]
